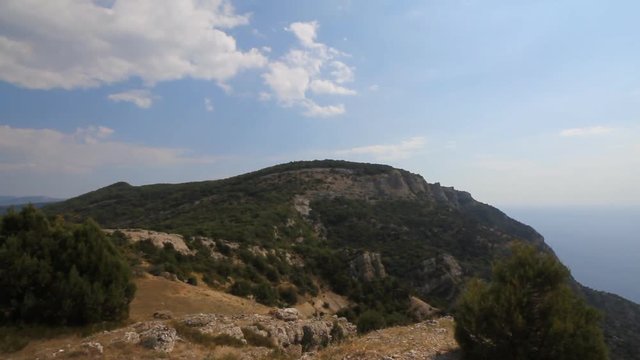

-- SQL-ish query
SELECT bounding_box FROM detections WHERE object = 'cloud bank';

[0,0,267,90]
[559,126,614,137]
[0,125,215,174]
[108,89,154,108]
[0,3,356,116]
[336,137,426,161]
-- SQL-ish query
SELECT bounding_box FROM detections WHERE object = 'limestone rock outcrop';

[349,251,387,282]
[414,254,463,302]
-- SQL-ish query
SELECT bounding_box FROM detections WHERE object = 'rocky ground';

[310,317,459,360]
[4,274,459,360]
[10,308,355,360]
[4,265,459,360]
[7,314,457,360]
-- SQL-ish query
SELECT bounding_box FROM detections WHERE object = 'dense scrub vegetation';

[44,160,393,236]
[0,206,135,325]
[454,244,608,360]
[581,286,640,360]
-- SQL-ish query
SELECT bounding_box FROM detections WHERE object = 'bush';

[230,279,252,297]
[356,310,386,333]
[454,243,608,360]
[278,286,298,306]
[0,206,136,325]
[252,282,278,306]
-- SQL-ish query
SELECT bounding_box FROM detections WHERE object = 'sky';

[1,0,640,207]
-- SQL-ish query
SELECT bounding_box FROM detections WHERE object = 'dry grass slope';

[6,274,271,360]
[312,317,459,360]
[129,274,270,322]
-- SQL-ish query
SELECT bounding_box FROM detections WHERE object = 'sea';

[503,206,640,304]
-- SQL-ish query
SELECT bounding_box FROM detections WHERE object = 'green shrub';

[330,320,347,342]
[278,286,298,306]
[356,310,386,333]
[454,243,608,360]
[0,206,136,325]
[230,279,252,297]
[252,282,278,306]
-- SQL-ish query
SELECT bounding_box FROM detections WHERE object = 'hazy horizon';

[505,205,640,304]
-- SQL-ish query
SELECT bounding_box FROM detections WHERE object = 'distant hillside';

[44,159,640,359]
[0,195,62,214]
[0,195,62,206]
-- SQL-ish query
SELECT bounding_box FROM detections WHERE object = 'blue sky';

[1,0,639,207]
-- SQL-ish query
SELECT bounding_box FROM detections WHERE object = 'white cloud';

[0,0,267,90]
[204,97,214,112]
[73,126,115,144]
[330,61,354,84]
[336,137,426,161]
[302,101,345,117]
[287,21,321,48]
[559,126,614,137]
[108,89,154,108]
[258,92,272,101]
[0,125,215,174]
[217,82,233,94]
[309,79,356,95]
[262,21,356,117]
[263,62,310,104]
[368,84,380,91]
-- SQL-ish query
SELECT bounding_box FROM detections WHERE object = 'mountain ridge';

[44,159,640,359]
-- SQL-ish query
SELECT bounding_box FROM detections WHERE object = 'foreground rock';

[27,309,355,359]
[178,310,356,354]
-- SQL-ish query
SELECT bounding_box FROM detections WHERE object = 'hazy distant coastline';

[505,206,640,304]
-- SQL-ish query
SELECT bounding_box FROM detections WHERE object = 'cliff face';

[263,167,473,209]
[349,251,387,282]
[44,160,640,359]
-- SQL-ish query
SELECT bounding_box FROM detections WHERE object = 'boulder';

[301,321,331,351]
[122,331,140,344]
[180,313,247,344]
[139,323,178,352]
[270,307,300,322]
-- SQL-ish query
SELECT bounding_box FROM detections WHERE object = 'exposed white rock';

[270,307,301,322]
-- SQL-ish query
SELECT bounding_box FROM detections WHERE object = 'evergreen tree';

[0,206,136,325]
[454,243,608,360]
